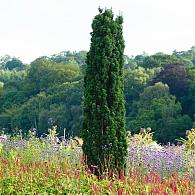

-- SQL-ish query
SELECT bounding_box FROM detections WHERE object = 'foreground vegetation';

[0,128,194,194]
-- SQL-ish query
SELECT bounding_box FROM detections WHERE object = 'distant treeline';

[0,47,195,143]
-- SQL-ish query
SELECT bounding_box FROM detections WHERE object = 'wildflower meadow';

[0,127,194,194]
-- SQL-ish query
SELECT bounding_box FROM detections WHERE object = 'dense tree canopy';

[151,63,188,98]
[128,83,192,143]
[0,46,194,144]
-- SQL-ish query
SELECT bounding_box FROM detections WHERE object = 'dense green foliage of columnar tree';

[82,9,127,174]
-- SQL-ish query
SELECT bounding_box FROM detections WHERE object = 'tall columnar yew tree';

[82,8,127,174]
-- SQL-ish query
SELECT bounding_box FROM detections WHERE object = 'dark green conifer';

[81,8,127,175]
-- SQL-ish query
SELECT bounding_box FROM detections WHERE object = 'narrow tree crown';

[82,9,127,174]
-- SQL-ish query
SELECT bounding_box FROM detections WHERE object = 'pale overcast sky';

[0,0,195,63]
